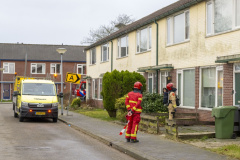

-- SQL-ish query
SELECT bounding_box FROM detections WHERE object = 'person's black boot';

[130,139,139,143]
[126,138,130,142]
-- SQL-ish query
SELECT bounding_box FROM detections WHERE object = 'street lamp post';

[56,48,67,115]
[0,68,5,102]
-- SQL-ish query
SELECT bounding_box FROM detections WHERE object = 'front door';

[235,73,240,105]
[3,84,10,100]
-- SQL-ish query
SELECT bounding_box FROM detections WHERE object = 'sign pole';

[67,82,72,116]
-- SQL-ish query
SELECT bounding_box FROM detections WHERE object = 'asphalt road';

[0,103,135,160]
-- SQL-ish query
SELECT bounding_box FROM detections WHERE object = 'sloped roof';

[0,43,86,62]
[85,0,205,50]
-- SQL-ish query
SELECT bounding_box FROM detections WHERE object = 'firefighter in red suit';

[125,81,143,143]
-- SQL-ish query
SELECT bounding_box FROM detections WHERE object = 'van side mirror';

[58,92,63,98]
[13,91,20,96]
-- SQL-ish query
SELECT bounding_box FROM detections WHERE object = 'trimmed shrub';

[141,92,167,113]
[115,95,128,122]
[102,70,146,117]
[71,97,81,109]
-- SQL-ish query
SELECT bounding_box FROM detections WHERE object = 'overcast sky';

[0,0,178,46]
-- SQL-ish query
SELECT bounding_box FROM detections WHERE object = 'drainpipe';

[111,41,113,72]
[155,20,159,93]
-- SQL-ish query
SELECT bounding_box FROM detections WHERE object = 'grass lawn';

[209,144,240,159]
[74,108,118,122]
[0,100,12,102]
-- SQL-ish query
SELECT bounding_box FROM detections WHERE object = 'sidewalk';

[59,111,231,160]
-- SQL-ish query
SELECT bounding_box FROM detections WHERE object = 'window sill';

[166,40,190,47]
[50,73,61,75]
[117,56,128,60]
[206,28,240,38]
[100,61,109,64]
[89,64,96,66]
[198,107,213,111]
[31,73,46,74]
[178,106,195,109]
[136,50,151,55]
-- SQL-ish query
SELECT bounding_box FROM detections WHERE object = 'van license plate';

[35,112,46,115]
[37,104,44,107]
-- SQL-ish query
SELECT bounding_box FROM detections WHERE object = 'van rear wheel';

[53,118,58,123]
[13,104,18,118]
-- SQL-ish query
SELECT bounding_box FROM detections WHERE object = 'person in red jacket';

[125,81,143,143]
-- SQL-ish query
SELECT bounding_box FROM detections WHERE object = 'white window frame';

[148,73,153,93]
[117,35,128,58]
[3,62,15,74]
[233,63,240,106]
[206,0,240,36]
[92,79,95,99]
[216,66,223,107]
[177,68,195,109]
[50,63,61,74]
[101,43,109,62]
[31,63,46,74]
[199,66,223,110]
[136,26,152,53]
[77,64,86,75]
[90,48,96,65]
[99,78,103,100]
[167,10,190,45]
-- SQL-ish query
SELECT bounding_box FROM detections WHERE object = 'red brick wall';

[223,63,233,106]
[195,67,200,109]
[170,69,177,87]
[0,60,86,99]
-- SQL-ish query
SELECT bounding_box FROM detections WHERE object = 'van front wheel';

[19,114,24,122]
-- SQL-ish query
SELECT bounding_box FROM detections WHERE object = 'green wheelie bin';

[212,106,237,139]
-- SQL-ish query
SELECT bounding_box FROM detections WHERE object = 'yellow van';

[13,78,62,122]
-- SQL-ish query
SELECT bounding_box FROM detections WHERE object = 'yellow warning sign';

[65,72,81,84]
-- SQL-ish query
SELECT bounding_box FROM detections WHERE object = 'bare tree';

[82,14,135,44]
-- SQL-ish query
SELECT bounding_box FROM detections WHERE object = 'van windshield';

[22,83,56,96]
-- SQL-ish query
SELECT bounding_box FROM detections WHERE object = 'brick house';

[0,43,86,101]
[84,0,240,123]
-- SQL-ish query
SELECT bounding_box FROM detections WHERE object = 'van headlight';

[21,102,28,107]
[52,103,58,107]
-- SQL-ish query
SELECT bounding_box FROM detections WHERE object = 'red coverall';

[125,91,142,140]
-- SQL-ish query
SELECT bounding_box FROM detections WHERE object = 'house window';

[31,63,45,74]
[99,79,103,99]
[136,26,152,53]
[207,0,240,35]
[77,64,86,75]
[50,64,61,74]
[167,10,189,45]
[177,69,195,107]
[88,81,91,99]
[3,63,15,74]
[90,48,96,65]
[94,79,98,99]
[217,68,223,107]
[160,71,170,93]
[92,80,95,99]
[101,43,109,62]
[148,73,155,93]
[118,35,128,58]
[237,0,240,26]
[200,67,219,108]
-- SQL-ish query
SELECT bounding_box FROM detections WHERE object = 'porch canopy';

[215,54,240,63]
[137,64,173,72]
